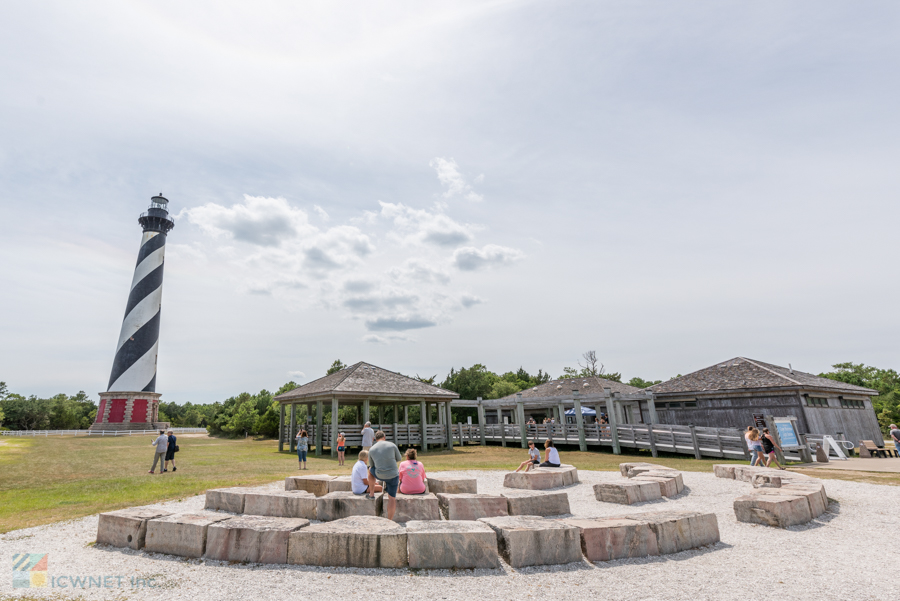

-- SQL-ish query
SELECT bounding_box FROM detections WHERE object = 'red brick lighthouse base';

[88,391,170,432]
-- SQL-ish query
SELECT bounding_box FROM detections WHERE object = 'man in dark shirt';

[164,430,177,473]
[890,424,900,456]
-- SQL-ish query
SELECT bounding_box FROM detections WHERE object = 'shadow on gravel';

[590,541,734,569]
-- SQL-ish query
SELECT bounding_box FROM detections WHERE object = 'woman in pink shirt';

[398,448,427,495]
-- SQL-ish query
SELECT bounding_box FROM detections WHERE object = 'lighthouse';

[90,194,175,431]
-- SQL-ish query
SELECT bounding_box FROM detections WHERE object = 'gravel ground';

[2,470,899,601]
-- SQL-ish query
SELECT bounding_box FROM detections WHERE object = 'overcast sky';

[2,1,898,404]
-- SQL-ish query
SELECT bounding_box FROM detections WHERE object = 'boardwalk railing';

[0,428,208,437]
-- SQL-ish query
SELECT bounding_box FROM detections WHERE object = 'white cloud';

[378,201,476,247]
[460,293,484,308]
[185,195,313,247]
[313,205,330,221]
[453,244,525,271]
[429,157,483,202]
[362,333,414,344]
[388,259,450,285]
[287,370,306,380]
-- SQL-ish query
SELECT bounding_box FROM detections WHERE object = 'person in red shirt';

[398,448,427,495]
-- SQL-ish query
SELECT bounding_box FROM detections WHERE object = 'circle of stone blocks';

[593,480,662,505]
[426,474,478,494]
[144,512,233,558]
[713,464,829,527]
[316,491,382,522]
[285,474,335,496]
[500,489,571,516]
[243,490,317,520]
[96,508,173,550]
[478,515,583,568]
[204,487,260,514]
[406,520,501,569]
[287,516,408,568]
[380,493,441,523]
[437,493,509,521]
[203,516,309,564]
[327,476,353,493]
[502,465,579,490]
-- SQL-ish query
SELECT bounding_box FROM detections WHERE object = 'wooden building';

[646,357,881,444]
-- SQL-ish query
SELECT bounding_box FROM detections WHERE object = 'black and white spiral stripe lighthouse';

[108,194,175,392]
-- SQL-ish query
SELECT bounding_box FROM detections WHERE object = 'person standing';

[337,432,346,466]
[515,441,541,472]
[148,430,168,474]
[746,427,766,466]
[761,428,785,470]
[890,424,900,456]
[361,422,375,451]
[539,439,561,467]
[398,448,427,495]
[163,430,177,473]
[295,429,309,470]
[366,431,402,519]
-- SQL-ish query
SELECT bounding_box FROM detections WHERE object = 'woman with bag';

[164,430,177,473]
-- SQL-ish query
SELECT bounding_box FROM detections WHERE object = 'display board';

[774,419,801,449]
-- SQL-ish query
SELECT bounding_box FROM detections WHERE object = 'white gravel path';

[2,470,899,601]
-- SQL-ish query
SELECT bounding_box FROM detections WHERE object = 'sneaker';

[162,469,168,473]
[148,471,154,474]
[172,467,176,472]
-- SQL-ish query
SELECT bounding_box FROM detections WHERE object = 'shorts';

[297,449,307,461]
[337,446,345,452]
[369,467,400,498]
[530,459,540,465]
[165,449,175,461]
[539,462,560,468]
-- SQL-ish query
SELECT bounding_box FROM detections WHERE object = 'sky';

[2,1,899,404]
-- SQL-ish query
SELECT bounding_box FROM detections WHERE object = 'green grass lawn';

[0,434,766,533]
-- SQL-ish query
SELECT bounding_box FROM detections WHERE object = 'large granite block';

[635,511,720,553]
[327,476,353,493]
[502,465,578,490]
[285,475,335,497]
[204,516,308,564]
[712,464,736,479]
[204,487,258,514]
[382,493,441,523]
[316,491,381,521]
[593,481,661,505]
[751,474,782,488]
[437,493,508,521]
[144,512,233,558]
[640,470,684,493]
[619,463,676,478]
[757,485,827,519]
[734,494,812,528]
[243,490,317,520]
[96,508,173,550]
[426,475,478,495]
[633,475,679,497]
[406,520,501,569]
[502,490,570,516]
[563,517,659,562]
[479,516,583,568]
[287,516,407,568]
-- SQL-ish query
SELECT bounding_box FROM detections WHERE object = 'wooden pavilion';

[274,362,458,456]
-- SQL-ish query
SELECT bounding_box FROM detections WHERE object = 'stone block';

[635,511,720,553]
[641,470,684,493]
[713,464,736,479]
[437,493,508,521]
[243,490,317,520]
[426,474,478,495]
[406,520,501,569]
[285,474,335,497]
[327,476,353,493]
[144,512,233,558]
[382,493,441,523]
[287,516,407,568]
[204,516,308,564]
[502,490,570,516]
[750,474,782,489]
[479,516,583,568]
[563,517,659,562]
[204,487,258,514]
[734,494,813,528]
[633,475,678,497]
[502,465,578,490]
[96,508,173,550]
[593,481,661,505]
[763,484,827,518]
[316,491,381,521]
[620,462,675,478]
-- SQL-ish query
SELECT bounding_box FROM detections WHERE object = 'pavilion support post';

[557,402,566,442]
[420,400,428,451]
[306,404,312,428]
[606,388,621,455]
[689,424,702,460]
[403,405,409,424]
[278,403,285,452]
[355,405,360,424]
[516,394,527,448]
[393,403,399,446]
[646,393,659,458]
[378,405,385,428]
[289,404,297,453]
[315,399,323,456]
[497,408,506,447]
[573,394,587,452]
[445,402,453,448]
[330,396,339,457]
[477,398,486,446]
[363,399,370,425]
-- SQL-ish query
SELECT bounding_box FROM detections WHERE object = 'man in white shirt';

[351,450,381,495]
[149,430,168,474]
[360,422,375,451]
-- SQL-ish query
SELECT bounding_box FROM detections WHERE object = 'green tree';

[255,401,281,437]
[559,351,621,381]
[820,362,900,435]
[326,360,347,375]
[628,377,662,389]
[276,381,298,396]
[441,364,499,400]
[225,400,259,437]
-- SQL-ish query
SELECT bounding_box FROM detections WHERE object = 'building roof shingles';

[275,362,458,402]
[499,376,642,401]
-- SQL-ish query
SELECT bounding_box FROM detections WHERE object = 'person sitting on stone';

[351,450,381,495]
[514,440,541,472]
[366,431,402,519]
[539,439,561,467]
[398,448,427,495]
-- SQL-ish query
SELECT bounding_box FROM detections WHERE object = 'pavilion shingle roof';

[647,357,878,396]
[274,362,459,402]
[498,376,642,401]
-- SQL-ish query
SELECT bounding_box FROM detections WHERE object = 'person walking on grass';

[163,430,177,473]
[295,429,309,470]
[398,448,427,495]
[149,430,168,474]
[336,432,346,466]
[890,424,900,456]
[761,428,786,470]
[515,441,541,472]
[361,422,375,451]
[539,439,561,467]
[366,431,402,519]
